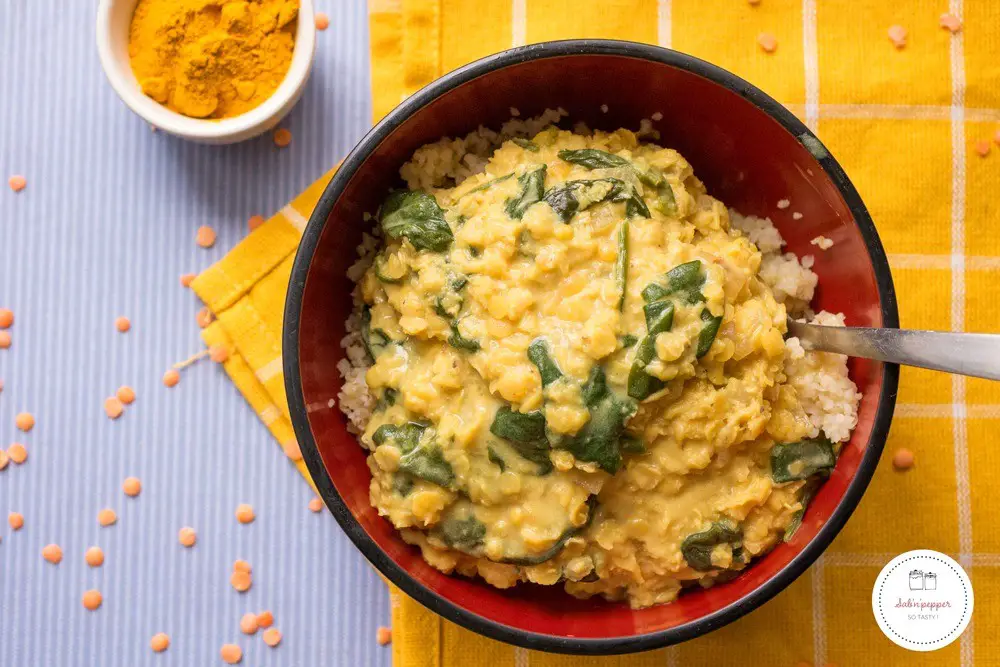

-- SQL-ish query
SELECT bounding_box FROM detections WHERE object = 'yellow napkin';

[193,1,1000,665]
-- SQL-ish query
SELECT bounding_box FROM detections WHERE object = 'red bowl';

[284,40,899,654]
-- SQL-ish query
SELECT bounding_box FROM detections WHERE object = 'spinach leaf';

[447,321,480,352]
[379,190,454,252]
[626,300,675,400]
[770,438,837,483]
[641,260,706,304]
[375,387,397,410]
[557,148,631,170]
[615,220,629,311]
[458,173,513,199]
[620,434,646,454]
[527,338,563,387]
[373,422,454,488]
[681,521,743,572]
[360,308,393,361]
[784,478,821,542]
[392,473,414,496]
[487,446,506,472]
[638,166,677,215]
[564,367,637,474]
[501,497,598,566]
[438,513,486,551]
[620,334,639,348]
[696,308,723,358]
[511,138,539,152]
[489,406,552,473]
[542,178,649,223]
[373,255,403,284]
[504,165,547,220]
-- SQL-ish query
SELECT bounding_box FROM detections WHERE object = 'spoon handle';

[786,320,1000,381]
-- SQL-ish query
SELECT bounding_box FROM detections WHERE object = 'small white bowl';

[96,0,316,144]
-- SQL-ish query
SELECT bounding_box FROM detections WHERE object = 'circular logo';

[872,549,974,651]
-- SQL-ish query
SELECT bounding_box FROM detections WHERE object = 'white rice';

[811,235,834,250]
[338,113,861,446]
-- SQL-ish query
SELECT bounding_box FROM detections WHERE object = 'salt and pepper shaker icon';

[909,570,924,590]
[925,572,937,590]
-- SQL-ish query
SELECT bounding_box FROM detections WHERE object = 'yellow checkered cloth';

[191,1,1000,665]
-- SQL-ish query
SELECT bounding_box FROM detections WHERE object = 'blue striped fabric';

[0,1,390,665]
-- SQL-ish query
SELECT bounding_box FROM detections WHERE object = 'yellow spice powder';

[128,0,299,119]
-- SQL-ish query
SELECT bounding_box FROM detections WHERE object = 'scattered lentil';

[98,508,118,527]
[308,497,323,513]
[0,449,8,470]
[42,544,63,564]
[233,559,252,574]
[123,476,142,497]
[163,369,181,387]
[240,613,259,635]
[940,13,962,33]
[315,12,330,30]
[115,316,131,333]
[995,129,1000,146]
[196,307,214,329]
[178,527,197,547]
[235,503,255,524]
[893,448,915,471]
[757,32,778,53]
[377,626,392,645]
[104,396,125,420]
[8,175,26,193]
[85,546,105,567]
[975,139,991,157]
[196,226,217,249]
[273,128,292,148]
[887,25,907,49]
[0,308,12,328]
[82,589,103,610]
[210,344,230,364]
[116,386,136,405]
[180,273,196,288]
[230,570,252,593]
[281,439,302,461]
[220,644,243,664]
[256,610,274,628]
[0,331,10,349]
[150,633,170,653]
[8,443,28,464]
[248,215,265,231]
[15,412,34,431]
[262,628,282,647]
[8,512,24,530]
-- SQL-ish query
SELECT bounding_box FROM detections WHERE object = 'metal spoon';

[787,319,1000,381]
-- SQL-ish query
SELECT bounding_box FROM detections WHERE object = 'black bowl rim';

[283,38,900,655]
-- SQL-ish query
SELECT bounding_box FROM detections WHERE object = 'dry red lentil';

[308,497,323,513]
[82,589,102,610]
[757,32,778,53]
[0,332,10,349]
[940,13,962,32]
[230,570,252,593]
[163,369,180,387]
[256,610,274,628]
[115,316,131,333]
[8,512,24,530]
[220,644,242,664]
[116,386,136,405]
[196,226,217,248]
[282,439,302,461]
[315,12,330,29]
[975,139,991,157]
[98,508,117,527]
[377,626,392,645]
[196,307,214,329]
[123,476,142,497]
[233,559,252,574]
[178,527,197,547]
[104,396,125,420]
[8,175,26,193]
[15,412,34,431]
[0,449,8,471]
[262,628,282,647]
[0,308,12,328]
[42,544,63,564]
[240,612,259,635]
[85,546,105,567]
[150,633,170,653]
[8,443,27,464]
[180,273,196,288]
[888,25,907,48]
[210,344,230,363]
[273,128,292,148]
[893,448,915,470]
[235,503,255,524]
[248,215,265,231]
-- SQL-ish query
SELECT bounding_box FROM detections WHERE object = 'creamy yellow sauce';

[357,128,823,608]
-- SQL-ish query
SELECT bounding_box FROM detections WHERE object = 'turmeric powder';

[128,0,299,119]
